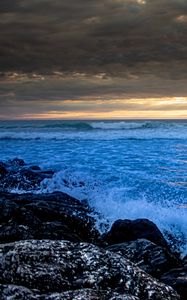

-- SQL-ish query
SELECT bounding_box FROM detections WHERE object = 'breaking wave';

[38,169,187,255]
[0,120,186,140]
[1,119,187,255]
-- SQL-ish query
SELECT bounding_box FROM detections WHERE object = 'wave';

[90,121,153,130]
[91,120,187,130]
[43,122,93,130]
[0,120,186,141]
[0,130,186,141]
[37,169,187,255]
[42,120,183,131]
[1,120,186,131]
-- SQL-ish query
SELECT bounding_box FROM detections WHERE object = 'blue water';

[0,120,186,254]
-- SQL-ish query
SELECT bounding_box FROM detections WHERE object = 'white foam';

[90,121,148,130]
[0,126,187,140]
[38,170,187,256]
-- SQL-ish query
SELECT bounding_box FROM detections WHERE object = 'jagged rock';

[0,159,54,191]
[0,240,180,300]
[0,191,99,243]
[8,158,25,166]
[0,284,37,300]
[103,218,168,248]
[161,265,187,300]
[0,285,139,299]
[106,239,180,278]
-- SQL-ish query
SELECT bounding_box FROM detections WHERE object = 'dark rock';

[0,222,34,243]
[0,284,37,300]
[8,158,25,166]
[0,285,140,299]
[0,240,180,299]
[106,239,180,278]
[103,218,168,248]
[0,191,100,244]
[0,159,54,192]
[161,265,187,300]
[0,199,19,223]
[30,166,41,171]
[0,169,48,191]
[0,163,7,178]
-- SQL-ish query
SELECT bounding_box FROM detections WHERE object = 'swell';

[0,120,186,140]
[43,122,93,130]
[0,131,187,141]
[1,120,186,131]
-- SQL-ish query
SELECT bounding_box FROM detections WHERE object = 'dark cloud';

[0,0,187,78]
[0,0,187,119]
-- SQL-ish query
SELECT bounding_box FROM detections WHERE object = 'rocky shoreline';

[0,159,186,299]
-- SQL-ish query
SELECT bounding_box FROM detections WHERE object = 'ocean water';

[0,119,186,254]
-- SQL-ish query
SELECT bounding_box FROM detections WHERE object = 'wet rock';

[0,159,54,192]
[161,265,187,300]
[0,284,37,300]
[9,158,25,166]
[0,198,19,222]
[103,218,168,248]
[0,163,7,178]
[106,239,180,278]
[0,240,180,300]
[0,222,33,243]
[0,191,99,244]
[0,285,140,299]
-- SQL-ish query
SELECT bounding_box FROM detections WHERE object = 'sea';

[0,119,186,254]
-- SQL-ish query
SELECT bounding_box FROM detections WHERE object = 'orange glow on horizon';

[14,109,187,120]
[1,96,187,120]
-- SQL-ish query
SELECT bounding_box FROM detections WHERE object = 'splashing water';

[0,119,186,254]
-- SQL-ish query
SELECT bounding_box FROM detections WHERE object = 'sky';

[0,0,187,119]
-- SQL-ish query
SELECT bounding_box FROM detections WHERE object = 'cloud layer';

[0,0,187,118]
[1,0,187,77]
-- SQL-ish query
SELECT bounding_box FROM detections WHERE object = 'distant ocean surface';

[0,119,187,254]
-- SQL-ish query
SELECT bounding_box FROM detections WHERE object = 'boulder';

[103,219,168,248]
[0,192,100,244]
[0,159,54,192]
[0,240,180,300]
[8,158,25,166]
[106,239,180,278]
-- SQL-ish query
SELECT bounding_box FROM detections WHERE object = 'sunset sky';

[0,0,187,119]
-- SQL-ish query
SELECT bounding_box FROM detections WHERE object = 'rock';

[0,191,100,244]
[49,289,139,300]
[103,219,168,248]
[0,159,54,192]
[0,169,50,191]
[30,166,41,171]
[161,265,187,300]
[0,284,37,300]
[0,240,180,299]
[8,158,25,166]
[0,163,7,178]
[0,285,140,299]
[106,239,180,278]
[0,198,19,223]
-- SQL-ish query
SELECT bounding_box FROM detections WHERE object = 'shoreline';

[0,159,186,299]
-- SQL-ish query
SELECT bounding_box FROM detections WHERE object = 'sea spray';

[0,119,186,254]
